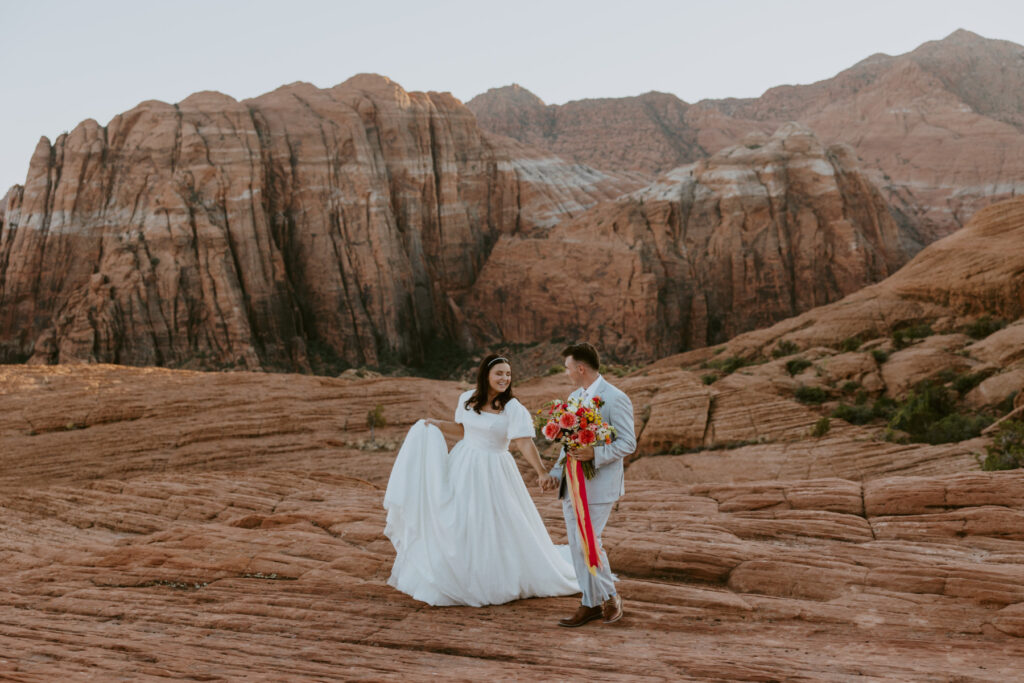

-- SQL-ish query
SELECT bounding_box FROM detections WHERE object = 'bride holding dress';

[383,354,578,606]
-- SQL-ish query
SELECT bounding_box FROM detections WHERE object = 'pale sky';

[2,0,1023,194]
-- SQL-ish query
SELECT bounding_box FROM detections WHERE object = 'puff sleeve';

[454,390,473,424]
[506,400,536,440]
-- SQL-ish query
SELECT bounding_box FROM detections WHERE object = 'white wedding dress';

[383,390,578,606]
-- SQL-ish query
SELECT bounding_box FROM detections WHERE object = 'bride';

[383,354,578,606]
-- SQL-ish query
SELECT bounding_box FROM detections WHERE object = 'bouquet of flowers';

[535,395,617,480]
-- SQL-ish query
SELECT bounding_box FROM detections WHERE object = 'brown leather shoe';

[602,594,623,623]
[558,604,603,628]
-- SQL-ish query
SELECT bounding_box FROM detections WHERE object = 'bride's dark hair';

[465,353,514,414]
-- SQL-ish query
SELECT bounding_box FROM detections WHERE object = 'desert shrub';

[885,381,990,444]
[785,358,812,376]
[810,416,831,437]
[772,340,800,358]
[887,382,954,439]
[831,402,875,425]
[367,404,387,443]
[951,369,995,395]
[831,394,898,426]
[604,364,641,378]
[983,419,1024,470]
[871,396,898,420]
[701,373,717,385]
[794,384,829,404]
[841,381,862,394]
[839,336,863,353]
[708,355,748,374]
[963,315,1007,340]
[927,412,992,444]
[892,322,934,350]
[871,349,889,364]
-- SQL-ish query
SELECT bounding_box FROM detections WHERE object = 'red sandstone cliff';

[0,75,642,370]
[462,124,912,360]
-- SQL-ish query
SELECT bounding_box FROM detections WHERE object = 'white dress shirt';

[582,375,604,401]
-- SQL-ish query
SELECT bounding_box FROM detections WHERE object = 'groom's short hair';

[561,342,600,370]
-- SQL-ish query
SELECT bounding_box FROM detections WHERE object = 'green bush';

[701,373,717,385]
[963,315,1007,340]
[871,349,890,364]
[708,356,748,374]
[892,323,934,349]
[983,419,1024,470]
[839,336,863,353]
[785,358,812,376]
[928,412,992,445]
[871,396,898,420]
[831,402,875,425]
[887,382,955,439]
[841,381,862,395]
[810,416,831,437]
[885,381,990,444]
[772,340,800,358]
[547,365,564,376]
[795,385,829,405]
[830,394,899,426]
[951,369,995,396]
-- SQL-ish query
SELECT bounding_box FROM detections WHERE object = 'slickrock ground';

[4,363,1024,680]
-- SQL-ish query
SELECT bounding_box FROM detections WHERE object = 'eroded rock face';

[462,124,911,360]
[471,30,1024,243]
[0,76,643,370]
[469,87,700,176]
[697,195,1024,362]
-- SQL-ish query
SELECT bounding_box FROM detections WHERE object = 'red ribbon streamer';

[565,456,601,575]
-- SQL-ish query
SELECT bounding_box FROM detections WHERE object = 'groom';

[548,342,636,627]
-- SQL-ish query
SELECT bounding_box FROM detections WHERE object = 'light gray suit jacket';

[550,376,636,504]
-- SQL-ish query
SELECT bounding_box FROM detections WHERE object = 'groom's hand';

[572,445,596,462]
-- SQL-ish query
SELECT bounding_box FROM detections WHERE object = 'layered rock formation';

[463,124,912,360]
[697,195,1024,359]
[469,86,701,175]
[470,30,1024,242]
[0,75,642,370]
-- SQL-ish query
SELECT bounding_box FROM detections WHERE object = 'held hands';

[537,472,559,492]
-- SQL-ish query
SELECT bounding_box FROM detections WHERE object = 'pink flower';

[559,412,579,429]
[543,421,561,440]
[578,429,597,445]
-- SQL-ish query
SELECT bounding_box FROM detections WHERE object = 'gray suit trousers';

[562,498,617,607]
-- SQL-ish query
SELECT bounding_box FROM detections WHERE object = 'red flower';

[543,421,561,440]
[578,429,597,445]
[559,412,579,429]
